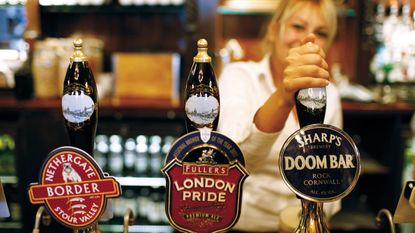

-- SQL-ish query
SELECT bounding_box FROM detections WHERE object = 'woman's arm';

[218,63,280,171]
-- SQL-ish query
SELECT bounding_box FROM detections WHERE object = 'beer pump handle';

[32,206,51,233]
[376,209,396,233]
[123,208,135,233]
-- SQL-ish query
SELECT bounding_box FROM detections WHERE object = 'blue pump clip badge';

[280,124,361,202]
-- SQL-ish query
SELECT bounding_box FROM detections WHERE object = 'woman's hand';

[254,34,331,133]
[280,33,330,106]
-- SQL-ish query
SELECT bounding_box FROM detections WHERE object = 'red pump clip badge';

[163,131,248,233]
[28,146,121,229]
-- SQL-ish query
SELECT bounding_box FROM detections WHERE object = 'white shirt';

[217,54,343,232]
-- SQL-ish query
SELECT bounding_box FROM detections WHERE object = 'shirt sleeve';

[326,83,343,129]
[217,63,280,171]
[323,83,343,217]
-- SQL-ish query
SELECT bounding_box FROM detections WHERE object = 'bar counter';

[1,96,415,233]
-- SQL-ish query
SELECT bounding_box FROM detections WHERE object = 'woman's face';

[274,3,331,64]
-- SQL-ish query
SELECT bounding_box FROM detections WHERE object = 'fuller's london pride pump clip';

[28,146,121,229]
[163,131,248,233]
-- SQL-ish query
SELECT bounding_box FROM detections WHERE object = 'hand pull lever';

[123,208,135,233]
[32,206,51,233]
[376,208,396,233]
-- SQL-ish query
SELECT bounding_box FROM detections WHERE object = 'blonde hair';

[263,0,337,52]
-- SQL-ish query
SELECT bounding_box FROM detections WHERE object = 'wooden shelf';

[0,96,180,110]
[40,4,185,14]
[4,96,415,114]
[3,97,185,124]
[361,157,389,175]
[342,100,415,114]
[115,177,165,187]
[217,0,356,17]
[217,0,279,15]
[0,176,17,184]
[0,222,22,229]
[0,96,185,123]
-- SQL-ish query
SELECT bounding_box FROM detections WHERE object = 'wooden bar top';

[1,95,415,115]
[342,100,415,114]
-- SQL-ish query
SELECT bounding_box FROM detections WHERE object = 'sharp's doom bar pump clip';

[280,126,360,232]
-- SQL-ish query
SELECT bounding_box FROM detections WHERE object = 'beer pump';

[376,209,396,233]
[28,39,121,233]
[279,70,361,232]
[388,180,415,231]
[372,175,415,231]
[279,123,360,233]
[162,39,248,233]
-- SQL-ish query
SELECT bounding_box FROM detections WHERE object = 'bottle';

[148,135,162,177]
[184,39,220,134]
[162,136,175,156]
[137,187,151,223]
[13,42,34,100]
[135,135,149,176]
[62,39,98,155]
[94,134,109,171]
[295,87,326,128]
[123,138,137,176]
[0,134,16,176]
[108,135,124,177]
[147,191,161,224]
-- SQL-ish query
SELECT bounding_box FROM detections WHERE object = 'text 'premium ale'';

[62,39,98,155]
